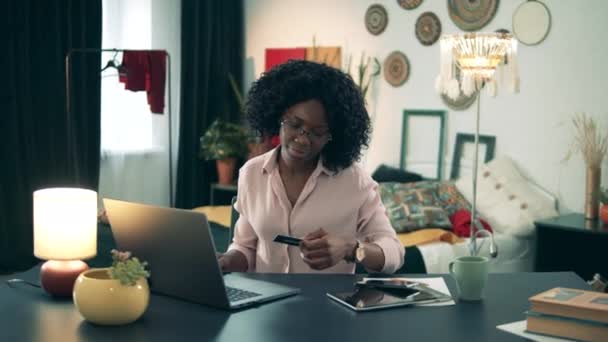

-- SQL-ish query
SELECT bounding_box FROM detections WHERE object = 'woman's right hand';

[216,250,248,273]
[216,252,228,272]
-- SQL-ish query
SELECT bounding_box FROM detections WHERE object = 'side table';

[209,183,237,205]
[535,213,608,281]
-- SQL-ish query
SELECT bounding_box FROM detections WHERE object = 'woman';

[218,60,404,273]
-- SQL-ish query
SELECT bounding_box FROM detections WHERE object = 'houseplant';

[344,52,381,101]
[73,250,151,325]
[199,119,249,185]
[309,36,381,100]
[228,72,274,160]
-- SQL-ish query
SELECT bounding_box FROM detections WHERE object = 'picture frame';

[400,110,446,180]
[450,133,496,180]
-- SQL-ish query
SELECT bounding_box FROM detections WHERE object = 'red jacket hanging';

[119,50,166,114]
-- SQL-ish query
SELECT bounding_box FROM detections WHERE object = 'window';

[101,0,165,155]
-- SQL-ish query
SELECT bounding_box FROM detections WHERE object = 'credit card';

[273,234,302,246]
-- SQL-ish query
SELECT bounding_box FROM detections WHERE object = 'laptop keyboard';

[226,286,262,302]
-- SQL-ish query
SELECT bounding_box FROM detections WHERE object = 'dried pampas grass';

[564,113,608,168]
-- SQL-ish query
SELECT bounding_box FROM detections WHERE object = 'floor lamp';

[436,32,520,257]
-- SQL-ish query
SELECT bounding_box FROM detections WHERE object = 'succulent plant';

[108,249,150,286]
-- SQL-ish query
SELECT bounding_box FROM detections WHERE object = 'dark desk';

[0,268,589,342]
[535,213,608,280]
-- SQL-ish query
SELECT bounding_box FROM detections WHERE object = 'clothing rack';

[66,48,174,206]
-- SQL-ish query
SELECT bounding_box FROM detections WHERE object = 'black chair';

[228,196,238,250]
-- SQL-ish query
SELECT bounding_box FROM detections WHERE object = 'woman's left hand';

[299,228,355,270]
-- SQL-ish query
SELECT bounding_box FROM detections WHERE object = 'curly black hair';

[245,60,371,172]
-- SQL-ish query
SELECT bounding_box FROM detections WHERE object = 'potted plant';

[73,250,151,325]
[227,72,274,160]
[344,52,381,101]
[199,119,249,185]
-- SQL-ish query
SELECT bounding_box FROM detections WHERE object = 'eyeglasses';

[280,119,332,142]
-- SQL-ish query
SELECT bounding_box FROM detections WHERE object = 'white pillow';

[455,156,558,237]
[482,155,524,182]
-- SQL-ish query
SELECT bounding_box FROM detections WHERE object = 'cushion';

[378,181,452,233]
[455,156,558,237]
[372,164,423,183]
[437,182,471,216]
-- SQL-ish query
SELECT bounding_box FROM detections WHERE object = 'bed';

[418,233,536,273]
[402,156,558,274]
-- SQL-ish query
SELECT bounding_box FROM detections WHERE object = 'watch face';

[356,245,366,263]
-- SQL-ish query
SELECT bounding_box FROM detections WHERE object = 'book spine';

[531,302,608,324]
[526,311,608,327]
[526,314,608,341]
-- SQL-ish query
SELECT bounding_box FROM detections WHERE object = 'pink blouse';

[228,147,405,274]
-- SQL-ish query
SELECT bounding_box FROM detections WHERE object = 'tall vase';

[585,167,601,220]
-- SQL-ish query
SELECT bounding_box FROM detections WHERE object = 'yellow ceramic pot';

[73,268,149,325]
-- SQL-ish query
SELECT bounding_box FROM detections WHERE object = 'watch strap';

[345,240,359,263]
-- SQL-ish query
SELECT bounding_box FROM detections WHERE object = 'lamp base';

[40,260,89,297]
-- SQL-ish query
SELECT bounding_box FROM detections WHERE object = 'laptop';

[103,198,300,310]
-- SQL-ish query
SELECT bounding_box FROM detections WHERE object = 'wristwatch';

[355,241,367,263]
[346,240,366,264]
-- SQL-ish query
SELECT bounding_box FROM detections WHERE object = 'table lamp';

[436,32,520,257]
[33,188,97,297]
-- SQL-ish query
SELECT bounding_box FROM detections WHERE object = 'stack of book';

[526,287,608,341]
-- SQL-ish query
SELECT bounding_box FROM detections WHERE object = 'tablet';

[355,278,419,290]
[327,285,451,312]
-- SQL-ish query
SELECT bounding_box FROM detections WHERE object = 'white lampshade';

[33,188,97,260]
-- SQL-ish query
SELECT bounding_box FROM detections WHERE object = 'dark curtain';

[176,0,244,209]
[0,0,102,273]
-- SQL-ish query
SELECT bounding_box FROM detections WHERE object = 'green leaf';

[199,119,250,160]
[108,250,151,286]
[227,72,244,111]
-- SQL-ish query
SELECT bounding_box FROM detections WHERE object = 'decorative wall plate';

[397,0,423,10]
[365,4,388,36]
[415,12,441,46]
[383,51,410,87]
[441,92,477,111]
[448,0,499,31]
[512,0,551,46]
[440,67,477,111]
